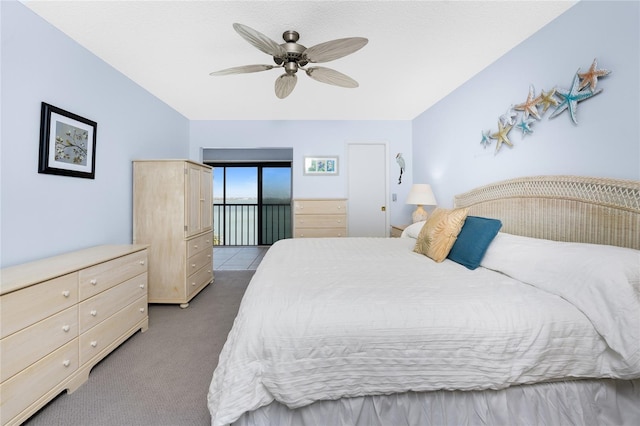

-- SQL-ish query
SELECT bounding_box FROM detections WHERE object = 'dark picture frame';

[38,102,97,179]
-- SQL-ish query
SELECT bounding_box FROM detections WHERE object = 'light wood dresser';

[293,199,348,237]
[133,160,213,308]
[0,245,149,426]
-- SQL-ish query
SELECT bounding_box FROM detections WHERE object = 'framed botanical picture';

[303,156,339,176]
[38,102,97,179]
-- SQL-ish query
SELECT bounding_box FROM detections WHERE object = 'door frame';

[346,141,389,237]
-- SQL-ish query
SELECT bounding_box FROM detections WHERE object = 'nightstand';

[390,224,410,238]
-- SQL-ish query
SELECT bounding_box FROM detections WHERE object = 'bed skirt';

[234,379,640,426]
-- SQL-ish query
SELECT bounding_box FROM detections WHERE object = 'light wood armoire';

[133,160,213,308]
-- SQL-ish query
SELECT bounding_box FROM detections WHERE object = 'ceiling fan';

[210,23,368,99]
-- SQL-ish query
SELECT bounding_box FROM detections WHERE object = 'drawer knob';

[90,279,97,286]
[139,284,146,289]
[194,245,198,249]
[63,360,71,367]
[62,290,70,297]
[139,260,145,266]
[139,307,145,313]
[192,263,196,268]
[90,341,98,348]
[90,310,97,317]
[192,282,196,286]
[62,325,70,332]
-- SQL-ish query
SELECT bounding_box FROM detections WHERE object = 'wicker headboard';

[454,175,640,250]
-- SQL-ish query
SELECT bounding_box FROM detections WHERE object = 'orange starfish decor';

[514,85,541,120]
[578,58,611,91]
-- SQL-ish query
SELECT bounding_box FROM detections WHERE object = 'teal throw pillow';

[447,216,502,270]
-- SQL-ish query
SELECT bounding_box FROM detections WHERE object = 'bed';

[208,175,640,426]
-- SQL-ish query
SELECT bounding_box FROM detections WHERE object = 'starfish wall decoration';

[491,121,514,154]
[549,72,602,124]
[479,58,611,155]
[578,58,611,91]
[514,85,541,120]
[537,89,560,113]
[480,130,493,149]
[516,117,536,136]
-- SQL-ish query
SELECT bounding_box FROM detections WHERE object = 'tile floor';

[213,246,270,270]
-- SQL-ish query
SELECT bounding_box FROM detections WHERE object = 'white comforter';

[208,237,640,426]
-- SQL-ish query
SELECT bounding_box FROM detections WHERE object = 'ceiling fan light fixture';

[284,62,298,75]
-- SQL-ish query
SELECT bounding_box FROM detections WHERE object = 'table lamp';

[406,184,437,223]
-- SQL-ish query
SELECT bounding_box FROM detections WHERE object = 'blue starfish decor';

[549,72,602,124]
[516,117,535,136]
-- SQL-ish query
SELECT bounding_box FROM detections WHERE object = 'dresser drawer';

[187,248,213,278]
[294,228,346,238]
[78,273,148,333]
[0,339,78,425]
[293,199,347,215]
[295,214,346,229]
[187,231,213,259]
[1,307,77,382]
[187,264,213,298]
[79,296,147,365]
[1,272,78,339]
[79,250,147,300]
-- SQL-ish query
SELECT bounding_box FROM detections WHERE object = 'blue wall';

[2,0,638,267]
[412,0,640,207]
[190,120,414,225]
[1,1,189,267]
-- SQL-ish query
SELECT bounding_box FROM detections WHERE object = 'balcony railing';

[213,203,291,246]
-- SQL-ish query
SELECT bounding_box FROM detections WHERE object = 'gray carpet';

[24,270,253,426]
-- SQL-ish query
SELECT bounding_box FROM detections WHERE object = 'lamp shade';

[406,184,437,206]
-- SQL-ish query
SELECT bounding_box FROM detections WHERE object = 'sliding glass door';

[211,163,291,246]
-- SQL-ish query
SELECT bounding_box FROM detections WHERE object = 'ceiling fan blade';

[210,64,276,76]
[233,23,287,59]
[305,67,359,88]
[304,37,368,63]
[275,74,297,99]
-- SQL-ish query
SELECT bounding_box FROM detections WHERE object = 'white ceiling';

[21,0,577,121]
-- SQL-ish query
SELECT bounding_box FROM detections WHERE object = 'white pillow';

[400,221,426,239]
[481,232,640,293]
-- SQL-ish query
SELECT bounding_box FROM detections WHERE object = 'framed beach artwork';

[303,156,339,176]
[38,102,97,179]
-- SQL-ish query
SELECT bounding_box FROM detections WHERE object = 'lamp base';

[412,205,428,223]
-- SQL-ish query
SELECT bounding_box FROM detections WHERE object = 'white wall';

[1,1,189,267]
[412,0,640,207]
[190,120,414,225]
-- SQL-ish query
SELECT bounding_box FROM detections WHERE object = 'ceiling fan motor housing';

[275,30,308,71]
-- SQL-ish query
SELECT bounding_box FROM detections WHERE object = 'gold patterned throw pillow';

[414,207,469,262]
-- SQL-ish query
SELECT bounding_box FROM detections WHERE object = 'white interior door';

[347,143,388,237]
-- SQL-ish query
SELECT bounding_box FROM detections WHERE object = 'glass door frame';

[207,161,292,246]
